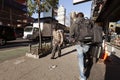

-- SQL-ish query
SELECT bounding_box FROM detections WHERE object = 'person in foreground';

[70,12,90,80]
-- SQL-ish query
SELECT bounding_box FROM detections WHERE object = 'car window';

[24,27,33,32]
[0,25,16,40]
[33,27,39,32]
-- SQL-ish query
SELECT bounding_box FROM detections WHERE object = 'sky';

[59,0,92,18]
[32,0,92,18]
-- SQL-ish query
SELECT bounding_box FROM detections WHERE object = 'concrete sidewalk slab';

[0,46,81,80]
[0,45,108,80]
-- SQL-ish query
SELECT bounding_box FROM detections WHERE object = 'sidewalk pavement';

[0,45,107,80]
[0,46,80,80]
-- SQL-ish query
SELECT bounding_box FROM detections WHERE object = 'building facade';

[0,0,34,28]
[57,5,66,25]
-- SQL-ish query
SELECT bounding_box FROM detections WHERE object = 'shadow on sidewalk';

[104,54,120,80]
[53,45,76,59]
[39,44,75,59]
[61,49,76,57]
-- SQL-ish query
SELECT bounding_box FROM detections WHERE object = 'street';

[0,44,120,80]
[0,0,120,80]
[0,38,33,50]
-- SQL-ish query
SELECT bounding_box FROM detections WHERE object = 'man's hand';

[59,43,62,47]
[70,38,75,43]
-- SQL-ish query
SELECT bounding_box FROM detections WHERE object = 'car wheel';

[0,39,6,46]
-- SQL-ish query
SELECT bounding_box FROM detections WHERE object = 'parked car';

[23,22,51,41]
[15,27,24,38]
[22,25,39,41]
[0,25,16,45]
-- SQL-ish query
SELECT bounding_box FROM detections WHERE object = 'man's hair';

[53,23,58,31]
[76,12,84,17]
[53,27,57,31]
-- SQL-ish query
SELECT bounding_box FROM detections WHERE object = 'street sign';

[73,0,91,5]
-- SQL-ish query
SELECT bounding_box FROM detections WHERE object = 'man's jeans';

[75,44,90,80]
[51,44,61,58]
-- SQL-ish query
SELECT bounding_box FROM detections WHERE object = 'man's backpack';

[75,17,93,43]
[75,18,103,44]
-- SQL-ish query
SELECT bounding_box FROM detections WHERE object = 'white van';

[22,23,43,41]
[23,26,33,39]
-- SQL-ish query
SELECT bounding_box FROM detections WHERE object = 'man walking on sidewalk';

[70,12,92,80]
[51,24,63,59]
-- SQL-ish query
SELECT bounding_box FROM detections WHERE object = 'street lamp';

[34,0,54,54]
[34,0,42,54]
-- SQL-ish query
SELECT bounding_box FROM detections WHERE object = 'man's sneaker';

[51,57,55,59]
[58,55,61,57]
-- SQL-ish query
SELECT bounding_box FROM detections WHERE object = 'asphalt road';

[0,38,31,50]
[0,38,51,63]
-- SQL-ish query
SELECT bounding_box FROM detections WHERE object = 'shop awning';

[96,0,120,22]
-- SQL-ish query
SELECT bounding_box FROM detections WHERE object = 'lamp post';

[35,0,42,54]
[45,1,53,48]
[34,0,54,54]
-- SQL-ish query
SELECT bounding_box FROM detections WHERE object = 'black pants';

[89,44,103,63]
[51,44,61,58]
